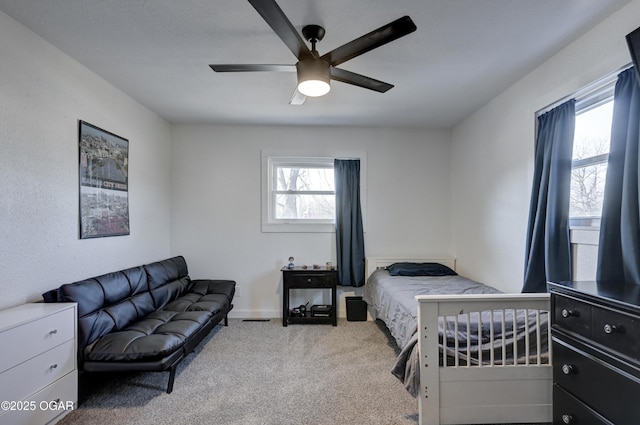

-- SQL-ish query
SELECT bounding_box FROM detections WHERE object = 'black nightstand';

[281,267,337,327]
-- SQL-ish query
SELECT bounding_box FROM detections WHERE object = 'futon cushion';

[144,256,192,309]
[53,266,156,352]
[162,279,235,313]
[85,310,212,362]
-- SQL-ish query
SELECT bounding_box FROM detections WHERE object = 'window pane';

[276,167,334,191]
[573,101,612,160]
[570,99,613,220]
[570,163,607,217]
[275,194,335,220]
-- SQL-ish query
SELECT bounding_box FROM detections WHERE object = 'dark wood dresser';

[549,281,640,424]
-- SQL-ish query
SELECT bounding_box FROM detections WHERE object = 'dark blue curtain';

[335,159,365,287]
[596,68,640,284]
[522,100,575,293]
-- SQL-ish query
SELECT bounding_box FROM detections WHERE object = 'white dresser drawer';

[0,339,75,403]
[0,369,77,425]
[0,303,77,425]
[0,307,75,373]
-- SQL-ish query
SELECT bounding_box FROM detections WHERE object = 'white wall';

[170,124,452,317]
[0,11,173,310]
[451,0,640,292]
[5,0,635,315]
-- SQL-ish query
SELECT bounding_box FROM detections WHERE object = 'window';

[569,87,614,227]
[262,156,336,232]
[261,150,367,233]
[262,151,367,233]
[271,158,335,222]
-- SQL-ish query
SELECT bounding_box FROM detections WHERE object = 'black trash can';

[345,296,367,321]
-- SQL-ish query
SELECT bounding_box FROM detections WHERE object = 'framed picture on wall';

[78,120,130,238]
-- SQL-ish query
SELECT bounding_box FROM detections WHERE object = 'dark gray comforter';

[391,308,550,397]
[362,270,501,348]
[363,270,548,397]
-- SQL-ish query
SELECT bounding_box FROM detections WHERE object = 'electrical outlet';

[235,285,241,297]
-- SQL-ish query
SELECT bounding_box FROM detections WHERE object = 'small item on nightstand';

[326,262,332,269]
[301,264,308,269]
[287,256,295,269]
[311,304,332,317]
[313,264,321,269]
[290,302,309,317]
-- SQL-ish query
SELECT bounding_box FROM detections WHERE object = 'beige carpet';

[57,319,419,425]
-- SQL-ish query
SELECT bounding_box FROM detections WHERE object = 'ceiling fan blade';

[330,67,394,93]
[247,0,312,60]
[289,88,306,105]
[209,64,296,72]
[321,16,416,67]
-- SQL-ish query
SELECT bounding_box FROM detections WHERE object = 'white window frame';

[261,150,367,233]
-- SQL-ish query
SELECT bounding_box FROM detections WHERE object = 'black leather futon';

[43,256,235,393]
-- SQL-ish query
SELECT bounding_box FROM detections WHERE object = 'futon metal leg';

[224,314,229,326]
[166,364,177,394]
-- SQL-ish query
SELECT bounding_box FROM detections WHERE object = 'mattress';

[362,269,502,349]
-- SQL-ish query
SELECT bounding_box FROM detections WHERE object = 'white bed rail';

[416,293,552,425]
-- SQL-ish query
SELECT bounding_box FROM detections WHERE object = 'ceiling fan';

[209,0,417,105]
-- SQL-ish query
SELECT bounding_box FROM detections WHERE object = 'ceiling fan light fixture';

[296,58,331,97]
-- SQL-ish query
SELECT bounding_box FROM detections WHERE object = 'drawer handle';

[307,278,312,283]
[561,309,577,318]
[50,364,58,370]
[50,329,58,335]
[561,414,574,424]
[604,324,619,334]
[561,364,575,375]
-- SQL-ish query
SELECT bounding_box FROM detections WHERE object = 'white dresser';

[0,303,77,425]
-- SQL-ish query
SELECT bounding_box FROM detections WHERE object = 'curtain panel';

[334,159,365,287]
[597,68,640,285]
[522,99,575,293]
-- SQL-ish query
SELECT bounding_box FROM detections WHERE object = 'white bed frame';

[365,257,552,425]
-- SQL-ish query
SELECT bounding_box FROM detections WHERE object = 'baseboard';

[228,309,279,319]
[228,309,369,320]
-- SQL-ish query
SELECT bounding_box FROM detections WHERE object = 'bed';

[363,257,552,425]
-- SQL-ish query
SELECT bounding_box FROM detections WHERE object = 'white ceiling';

[0,0,631,128]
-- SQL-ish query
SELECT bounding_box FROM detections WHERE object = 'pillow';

[387,262,457,277]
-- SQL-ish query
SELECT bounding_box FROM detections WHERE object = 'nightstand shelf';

[281,267,338,327]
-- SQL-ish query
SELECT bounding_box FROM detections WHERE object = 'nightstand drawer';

[553,338,640,424]
[553,293,592,338]
[288,273,332,287]
[591,306,640,364]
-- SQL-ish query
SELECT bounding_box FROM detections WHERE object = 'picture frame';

[78,120,130,238]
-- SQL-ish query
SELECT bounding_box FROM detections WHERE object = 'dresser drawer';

[553,338,640,424]
[0,339,75,403]
[591,306,640,364]
[553,293,592,338]
[0,369,77,425]
[287,273,332,287]
[0,307,75,373]
[553,384,612,424]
